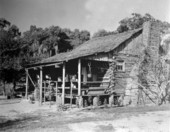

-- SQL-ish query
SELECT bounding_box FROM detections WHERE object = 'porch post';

[39,67,43,105]
[62,62,66,105]
[56,81,58,105]
[78,59,81,96]
[25,69,28,99]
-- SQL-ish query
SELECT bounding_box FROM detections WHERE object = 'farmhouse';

[25,21,169,107]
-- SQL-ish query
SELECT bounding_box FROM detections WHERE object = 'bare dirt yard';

[0,98,170,132]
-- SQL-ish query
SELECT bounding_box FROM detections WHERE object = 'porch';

[25,59,120,107]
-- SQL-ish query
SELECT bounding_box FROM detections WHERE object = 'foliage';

[92,29,117,38]
[22,26,90,64]
[138,49,170,105]
[92,13,170,38]
[0,20,22,71]
[92,13,170,37]
[117,13,155,33]
[0,18,24,95]
[0,18,10,29]
[63,28,90,48]
[117,13,170,33]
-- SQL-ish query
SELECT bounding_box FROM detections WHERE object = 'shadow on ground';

[0,115,40,131]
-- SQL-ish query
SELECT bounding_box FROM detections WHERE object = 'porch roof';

[28,28,142,67]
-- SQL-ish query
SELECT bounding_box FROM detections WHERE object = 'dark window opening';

[116,60,125,71]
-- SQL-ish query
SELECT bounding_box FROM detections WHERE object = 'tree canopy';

[92,29,117,38]
[92,13,170,37]
[0,18,23,96]
[117,13,170,33]
[21,25,90,64]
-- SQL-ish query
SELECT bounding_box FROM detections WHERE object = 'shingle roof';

[33,28,142,66]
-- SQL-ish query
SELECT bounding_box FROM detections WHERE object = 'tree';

[66,29,90,48]
[42,26,73,54]
[92,29,116,38]
[22,25,48,60]
[0,18,22,96]
[22,25,73,60]
[117,13,156,33]
[136,49,170,105]
[22,25,90,65]
[0,18,10,30]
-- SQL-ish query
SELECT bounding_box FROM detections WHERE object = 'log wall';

[104,22,164,106]
[83,22,166,106]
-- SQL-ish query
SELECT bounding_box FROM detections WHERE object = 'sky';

[0,0,170,35]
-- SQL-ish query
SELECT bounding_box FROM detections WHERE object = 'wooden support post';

[78,59,81,96]
[49,80,51,108]
[70,81,73,108]
[44,81,46,103]
[25,69,28,99]
[56,81,58,105]
[62,62,66,105]
[39,67,43,106]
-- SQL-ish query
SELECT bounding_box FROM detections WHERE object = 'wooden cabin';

[25,21,169,107]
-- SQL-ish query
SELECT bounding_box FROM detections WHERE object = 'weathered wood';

[88,91,105,95]
[39,67,43,105]
[26,62,62,70]
[25,69,28,99]
[56,81,58,105]
[27,71,36,89]
[70,82,73,108]
[62,62,66,105]
[82,94,110,97]
[78,59,81,96]
[44,82,46,103]
[77,96,83,108]
[84,52,113,62]
[49,81,51,108]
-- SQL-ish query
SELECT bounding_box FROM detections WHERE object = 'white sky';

[0,0,170,35]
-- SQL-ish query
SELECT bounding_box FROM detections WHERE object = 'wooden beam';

[27,71,36,89]
[78,59,81,96]
[62,62,66,105]
[26,62,62,70]
[25,69,28,99]
[39,67,43,105]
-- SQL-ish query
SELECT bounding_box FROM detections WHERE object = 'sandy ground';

[0,99,56,116]
[0,98,170,132]
[68,111,170,132]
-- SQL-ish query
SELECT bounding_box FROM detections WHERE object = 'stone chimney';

[123,22,162,106]
[142,21,161,63]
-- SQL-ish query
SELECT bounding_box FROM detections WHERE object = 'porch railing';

[42,80,113,107]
